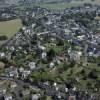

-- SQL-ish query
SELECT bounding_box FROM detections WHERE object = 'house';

[88,52,94,57]
[49,62,55,68]
[19,67,24,73]
[46,19,52,25]
[4,95,12,100]
[69,51,82,61]
[43,81,50,86]
[93,51,100,58]
[77,35,85,41]
[22,26,26,31]
[53,82,57,87]
[10,82,17,89]
[57,54,66,62]
[56,59,61,65]
[65,88,68,93]
[21,89,30,97]
[23,50,27,54]
[32,12,35,17]
[0,52,5,58]
[22,70,31,79]
[55,92,66,100]
[41,52,47,59]
[38,45,46,51]
[6,53,12,61]
[5,67,19,78]
[68,96,76,100]
[9,68,18,78]
[10,46,15,51]
[72,87,77,91]
[28,62,36,70]
[32,23,36,28]
[57,94,61,99]
[0,87,6,95]
[0,62,5,69]
[31,94,41,100]
[64,29,71,35]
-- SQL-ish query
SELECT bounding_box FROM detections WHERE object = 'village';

[0,3,100,100]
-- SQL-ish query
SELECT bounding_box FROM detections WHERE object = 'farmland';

[0,19,22,38]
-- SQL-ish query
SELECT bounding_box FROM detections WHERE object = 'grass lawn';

[0,19,22,38]
[45,43,63,54]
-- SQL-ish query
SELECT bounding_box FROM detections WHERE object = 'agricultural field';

[0,19,22,38]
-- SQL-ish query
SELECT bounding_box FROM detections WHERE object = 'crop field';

[0,19,22,38]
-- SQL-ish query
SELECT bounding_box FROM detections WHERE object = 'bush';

[0,35,8,41]
[47,49,56,61]
[88,70,97,79]
[57,40,64,46]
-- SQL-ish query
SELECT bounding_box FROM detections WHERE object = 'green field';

[0,19,22,38]
[35,0,100,10]
[36,2,82,10]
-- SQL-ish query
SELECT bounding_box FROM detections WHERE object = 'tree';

[47,49,56,61]
[0,35,8,41]
[68,61,75,68]
[63,62,69,71]
[40,95,47,100]
[88,69,97,79]
[57,39,64,46]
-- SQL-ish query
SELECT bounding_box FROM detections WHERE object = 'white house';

[88,52,93,57]
[49,62,55,68]
[65,88,68,93]
[10,46,15,51]
[22,70,31,79]
[53,82,57,87]
[0,87,6,94]
[32,12,35,17]
[41,52,47,59]
[4,95,12,100]
[0,52,5,58]
[22,27,26,31]
[10,82,17,89]
[69,51,82,61]
[32,23,36,28]
[72,87,77,91]
[31,94,40,100]
[9,68,19,78]
[38,45,46,51]
[28,62,36,70]
[22,89,30,96]
[19,67,24,73]
[77,35,85,40]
